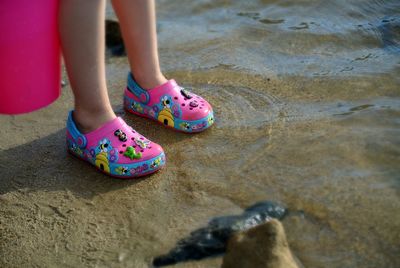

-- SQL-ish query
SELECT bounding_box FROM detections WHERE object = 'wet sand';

[1,0,400,267]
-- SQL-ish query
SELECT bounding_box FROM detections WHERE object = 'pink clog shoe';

[124,73,214,133]
[66,111,166,178]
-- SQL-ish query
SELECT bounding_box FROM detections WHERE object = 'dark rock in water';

[378,16,400,53]
[222,219,301,268]
[152,201,287,267]
[359,16,400,53]
[105,19,126,56]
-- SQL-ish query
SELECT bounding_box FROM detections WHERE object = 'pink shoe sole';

[125,105,209,134]
[67,149,164,179]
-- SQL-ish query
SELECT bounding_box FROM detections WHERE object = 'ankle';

[73,107,116,134]
[132,72,168,90]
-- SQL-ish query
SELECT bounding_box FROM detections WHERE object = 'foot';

[124,73,214,133]
[73,108,116,134]
[133,72,168,90]
[66,111,166,178]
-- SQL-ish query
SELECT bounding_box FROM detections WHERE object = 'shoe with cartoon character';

[66,111,166,178]
[123,73,214,133]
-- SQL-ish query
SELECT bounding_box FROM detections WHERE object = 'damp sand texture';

[1,0,400,267]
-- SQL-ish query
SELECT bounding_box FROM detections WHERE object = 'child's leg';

[59,0,115,133]
[111,0,168,90]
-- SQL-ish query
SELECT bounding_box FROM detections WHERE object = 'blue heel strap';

[127,72,150,104]
[66,111,87,149]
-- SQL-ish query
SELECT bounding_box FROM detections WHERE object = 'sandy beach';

[1,0,400,267]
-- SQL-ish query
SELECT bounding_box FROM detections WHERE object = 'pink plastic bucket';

[0,0,61,115]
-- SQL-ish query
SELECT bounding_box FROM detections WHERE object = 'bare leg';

[59,0,115,133]
[111,0,168,90]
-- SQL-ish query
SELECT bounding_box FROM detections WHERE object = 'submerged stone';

[379,16,400,52]
[152,201,287,267]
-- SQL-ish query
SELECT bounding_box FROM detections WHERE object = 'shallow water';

[1,0,400,267]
